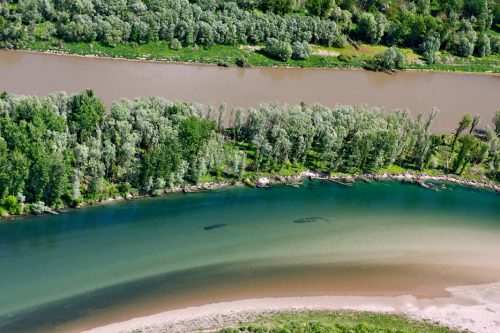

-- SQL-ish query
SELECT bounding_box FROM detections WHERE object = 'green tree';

[469,115,480,134]
[451,20,478,57]
[475,34,491,57]
[452,135,480,174]
[494,110,500,136]
[68,89,105,141]
[0,137,9,198]
[8,150,30,197]
[259,0,294,15]
[357,12,387,44]
[420,36,440,64]
[180,116,211,158]
[305,0,333,18]
[451,113,473,151]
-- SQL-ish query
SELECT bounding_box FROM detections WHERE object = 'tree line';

[0,0,499,61]
[0,91,498,216]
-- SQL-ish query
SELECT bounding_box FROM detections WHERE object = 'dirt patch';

[239,45,262,51]
[313,49,340,57]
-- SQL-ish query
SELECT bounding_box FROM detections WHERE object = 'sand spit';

[83,282,500,333]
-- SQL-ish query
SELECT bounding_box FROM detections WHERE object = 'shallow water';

[1,50,499,132]
[0,181,499,332]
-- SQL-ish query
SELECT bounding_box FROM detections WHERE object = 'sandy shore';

[83,282,500,333]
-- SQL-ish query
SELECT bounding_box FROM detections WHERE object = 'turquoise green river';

[0,181,499,332]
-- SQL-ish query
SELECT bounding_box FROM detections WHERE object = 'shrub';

[264,38,292,61]
[491,36,500,54]
[217,60,229,67]
[420,36,440,64]
[2,195,22,215]
[368,47,405,71]
[216,328,239,333]
[169,38,182,50]
[247,325,269,332]
[29,201,50,215]
[291,41,312,60]
[453,34,475,57]
[337,54,352,62]
[118,182,131,197]
[451,20,477,57]
[236,56,248,67]
[475,34,491,57]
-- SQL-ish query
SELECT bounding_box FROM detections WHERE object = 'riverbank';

[1,170,497,220]
[83,282,500,333]
[17,40,500,74]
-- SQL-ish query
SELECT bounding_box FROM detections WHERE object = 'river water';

[0,181,499,332]
[1,50,499,132]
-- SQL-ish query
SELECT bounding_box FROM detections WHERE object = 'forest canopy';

[0,91,498,216]
[0,0,499,59]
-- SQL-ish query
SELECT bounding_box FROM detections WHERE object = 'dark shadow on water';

[203,223,227,230]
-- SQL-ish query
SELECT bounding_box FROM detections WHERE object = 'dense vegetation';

[0,91,498,216]
[215,311,459,333]
[0,0,499,68]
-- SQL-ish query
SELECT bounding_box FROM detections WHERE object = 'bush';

[2,195,22,215]
[236,56,248,67]
[451,21,477,57]
[217,60,229,67]
[291,41,312,60]
[475,34,491,57]
[420,36,440,64]
[491,36,500,54]
[118,182,131,197]
[453,34,475,57]
[264,38,292,61]
[169,38,182,50]
[337,54,352,62]
[216,329,239,333]
[368,47,405,71]
[29,201,50,215]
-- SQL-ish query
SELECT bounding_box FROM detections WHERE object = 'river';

[0,50,499,132]
[0,181,499,332]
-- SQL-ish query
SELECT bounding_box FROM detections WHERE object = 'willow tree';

[451,113,473,151]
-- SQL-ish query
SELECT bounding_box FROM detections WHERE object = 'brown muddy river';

[0,50,499,132]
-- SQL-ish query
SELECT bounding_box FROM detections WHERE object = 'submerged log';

[329,179,353,186]
[293,217,330,224]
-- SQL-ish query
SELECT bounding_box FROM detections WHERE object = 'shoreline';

[82,282,500,333]
[3,48,499,76]
[1,170,498,220]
